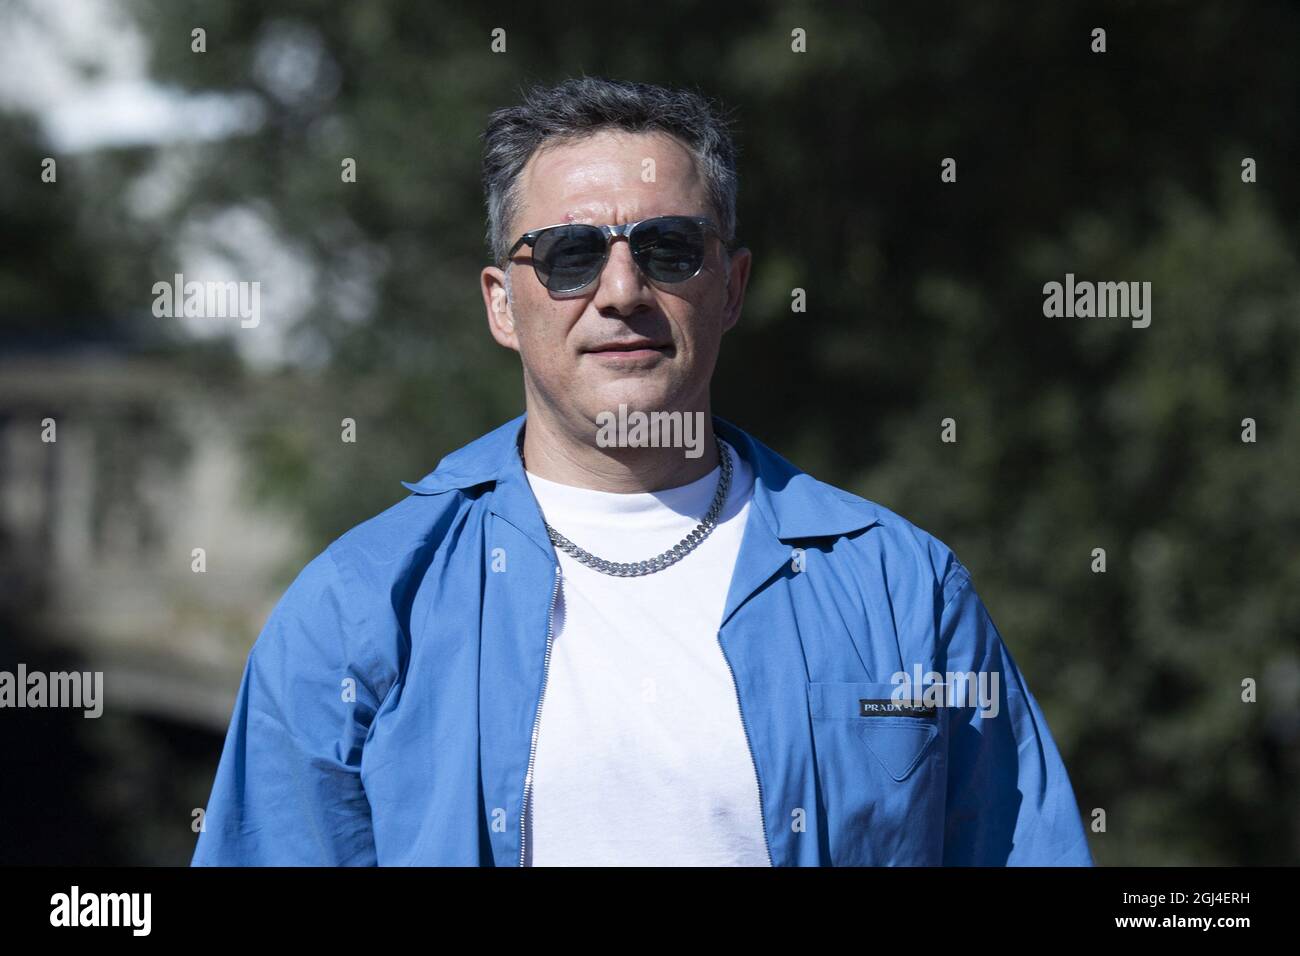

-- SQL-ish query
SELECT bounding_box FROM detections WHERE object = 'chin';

[585,382,680,418]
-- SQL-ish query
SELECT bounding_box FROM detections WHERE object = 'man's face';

[481,129,750,436]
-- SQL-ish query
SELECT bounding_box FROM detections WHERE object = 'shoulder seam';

[940,563,972,613]
[319,540,397,706]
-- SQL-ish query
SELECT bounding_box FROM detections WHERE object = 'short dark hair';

[480,75,740,268]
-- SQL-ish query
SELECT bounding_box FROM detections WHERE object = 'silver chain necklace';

[522,435,733,577]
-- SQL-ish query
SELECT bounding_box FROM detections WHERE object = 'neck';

[521,402,720,493]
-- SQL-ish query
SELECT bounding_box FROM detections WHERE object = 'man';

[192,76,1093,866]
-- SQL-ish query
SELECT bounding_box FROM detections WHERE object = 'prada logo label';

[859,698,937,718]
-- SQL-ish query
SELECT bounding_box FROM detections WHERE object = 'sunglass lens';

[534,225,606,292]
[632,217,707,282]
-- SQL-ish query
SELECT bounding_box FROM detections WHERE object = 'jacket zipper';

[519,563,562,866]
[716,628,775,867]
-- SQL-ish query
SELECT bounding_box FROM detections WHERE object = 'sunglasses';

[506,215,725,295]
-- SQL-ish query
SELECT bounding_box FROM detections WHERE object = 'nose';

[590,235,655,313]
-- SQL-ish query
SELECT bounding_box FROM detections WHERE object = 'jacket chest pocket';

[807,681,947,865]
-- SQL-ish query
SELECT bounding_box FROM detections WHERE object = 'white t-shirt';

[522,438,771,866]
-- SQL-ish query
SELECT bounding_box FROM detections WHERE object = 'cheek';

[517,304,579,371]
[677,309,724,359]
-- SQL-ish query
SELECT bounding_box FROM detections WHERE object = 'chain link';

[527,435,733,577]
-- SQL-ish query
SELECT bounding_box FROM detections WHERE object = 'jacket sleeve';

[938,564,1093,865]
[191,547,394,866]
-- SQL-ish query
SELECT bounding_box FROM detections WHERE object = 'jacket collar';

[401,411,881,542]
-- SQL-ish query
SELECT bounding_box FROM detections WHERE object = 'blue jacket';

[191,412,1093,866]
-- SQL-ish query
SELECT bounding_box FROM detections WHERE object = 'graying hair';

[481,75,741,269]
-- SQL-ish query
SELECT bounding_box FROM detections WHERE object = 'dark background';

[1,0,1297,865]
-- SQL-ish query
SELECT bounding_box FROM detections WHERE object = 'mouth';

[583,340,673,361]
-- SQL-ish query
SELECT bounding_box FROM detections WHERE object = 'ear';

[482,265,520,351]
[720,246,751,334]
